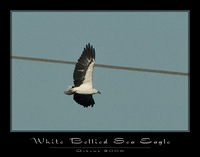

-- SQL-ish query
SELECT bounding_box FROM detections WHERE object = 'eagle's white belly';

[73,83,98,94]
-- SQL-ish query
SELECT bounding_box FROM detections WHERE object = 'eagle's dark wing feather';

[73,43,95,87]
[73,93,95,107]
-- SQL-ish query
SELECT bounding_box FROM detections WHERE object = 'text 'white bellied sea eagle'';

[64,43,101,107]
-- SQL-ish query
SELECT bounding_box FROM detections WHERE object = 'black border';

[7,9,193,154]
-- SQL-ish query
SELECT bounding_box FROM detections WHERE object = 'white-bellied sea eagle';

[64,43,101,107]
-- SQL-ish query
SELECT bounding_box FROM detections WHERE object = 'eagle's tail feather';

[64,86,75,95]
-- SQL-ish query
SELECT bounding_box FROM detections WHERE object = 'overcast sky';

[11,11,189,131]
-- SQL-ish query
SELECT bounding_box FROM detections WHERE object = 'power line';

[11,56,189,76]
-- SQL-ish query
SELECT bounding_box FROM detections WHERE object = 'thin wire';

[11,56,189,76]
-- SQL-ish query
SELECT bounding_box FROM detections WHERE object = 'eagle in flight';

[64,43,101,107]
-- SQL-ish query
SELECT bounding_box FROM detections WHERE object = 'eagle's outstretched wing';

[73,43,95,88]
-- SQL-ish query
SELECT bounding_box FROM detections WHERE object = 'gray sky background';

[11,11,189,131]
